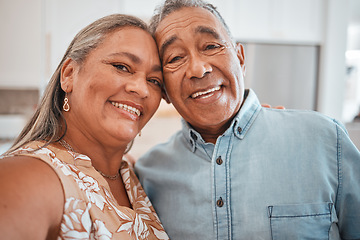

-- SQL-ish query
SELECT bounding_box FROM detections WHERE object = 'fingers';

[261,104,285,109]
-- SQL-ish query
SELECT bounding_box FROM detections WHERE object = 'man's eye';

[168,56,182,64]
[113,64,129,72]
[202,43,226,56]
[205,44,221,50]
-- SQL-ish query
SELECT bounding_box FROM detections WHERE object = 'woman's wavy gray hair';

[6,14,149,154]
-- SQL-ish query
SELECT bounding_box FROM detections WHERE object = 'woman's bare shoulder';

[0,155,64,239]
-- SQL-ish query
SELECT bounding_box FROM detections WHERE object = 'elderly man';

[135,0,360,239]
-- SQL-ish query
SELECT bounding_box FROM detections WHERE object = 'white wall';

[317,0,349,121]
[0,0,43,89]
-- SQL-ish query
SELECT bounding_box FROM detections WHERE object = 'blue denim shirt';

[135,89,360,240]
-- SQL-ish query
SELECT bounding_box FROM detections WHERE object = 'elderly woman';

[0,14,169,239]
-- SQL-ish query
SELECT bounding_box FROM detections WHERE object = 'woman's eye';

[148,78,162,87]
[113,64,129,72]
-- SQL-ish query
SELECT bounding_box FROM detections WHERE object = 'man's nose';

[185,54,212,80]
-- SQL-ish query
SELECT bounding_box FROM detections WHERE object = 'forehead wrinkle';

[157,13,202,57]
[158,17,224,59]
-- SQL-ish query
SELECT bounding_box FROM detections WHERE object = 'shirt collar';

[181,89,262,152]
[232,89,262,139]
[181,119,201,152]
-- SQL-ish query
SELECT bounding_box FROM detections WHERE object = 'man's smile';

[190,86,221,99]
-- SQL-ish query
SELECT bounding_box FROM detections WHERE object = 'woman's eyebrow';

[108,52,141,64]
[108,52,161,72]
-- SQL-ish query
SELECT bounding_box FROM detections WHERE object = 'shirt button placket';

[215,157,224,208]
[216,157,224,210]
[213,150,229,239]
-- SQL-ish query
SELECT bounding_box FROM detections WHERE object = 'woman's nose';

[125,75,149,98]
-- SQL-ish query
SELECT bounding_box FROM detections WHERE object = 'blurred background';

[0,0,359,156]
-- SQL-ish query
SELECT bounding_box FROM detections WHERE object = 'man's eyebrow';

[108,52,141,64]
[195,26,220,39]
[159,26,220,58]
[159,35,177,58]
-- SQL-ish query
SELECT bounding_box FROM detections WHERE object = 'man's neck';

[190,118,233,144]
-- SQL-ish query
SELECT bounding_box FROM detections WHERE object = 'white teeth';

[191,86,221,98]
[111,102,141,117]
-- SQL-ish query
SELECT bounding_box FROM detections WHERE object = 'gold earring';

[63,96,70,112]
[138,131,142,137]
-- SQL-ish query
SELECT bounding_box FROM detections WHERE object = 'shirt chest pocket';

[268,202,337,240]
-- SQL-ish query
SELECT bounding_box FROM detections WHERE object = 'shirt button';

[190,132,198,141]
[217,197,224,207]
[237,127,242,134]
[216,156,223,165]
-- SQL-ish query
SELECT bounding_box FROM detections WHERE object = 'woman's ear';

[60,58,75,93]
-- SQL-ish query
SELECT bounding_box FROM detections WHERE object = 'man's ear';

[161,88,171,104]
[235,43,246,77]
[60,58,76,93]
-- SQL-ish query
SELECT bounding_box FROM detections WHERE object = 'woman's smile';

[110,101,142,121]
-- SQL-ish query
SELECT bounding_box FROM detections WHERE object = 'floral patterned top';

[7,141,169,240]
